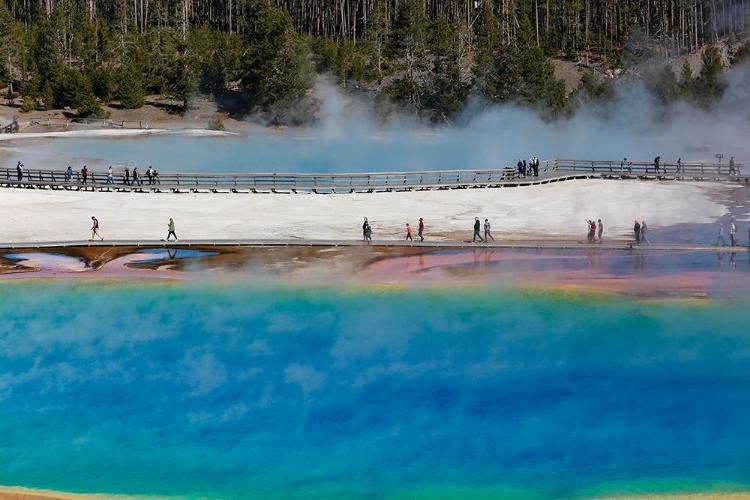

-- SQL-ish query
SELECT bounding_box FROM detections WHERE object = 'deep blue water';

[1,282,749,499]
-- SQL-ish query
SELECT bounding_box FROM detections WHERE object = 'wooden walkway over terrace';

[1,158,746,193]
[1,239,748,253]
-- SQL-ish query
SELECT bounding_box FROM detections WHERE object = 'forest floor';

[0,94,257,134]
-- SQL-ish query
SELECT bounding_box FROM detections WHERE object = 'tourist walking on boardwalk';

[641,220,651,245]
[597,219,603,243]
[620,158,627,173]
[484,219,495,242]
[16,161,23,181]
[65,166,73,182]
[365,222,372,242]
[729,156,737,175]
[634,220,641,245]
[107,166,114,184]
[653,156,661,174]
[90,216,104,241]
[124,168,130,185]
[166,218,178,241]
[517,159,524,178]
[81,165,88,184]
[590,219,597,243]
[405,223,413,241]
[362,218,369,241]
[418,218,424,242]
[131,167,142,186]
[473,217,484,243]
[715,223,728,246]
[147,166,154,185]
[730,220,737,246]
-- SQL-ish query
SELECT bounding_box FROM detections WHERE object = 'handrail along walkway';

[1,158,745,193]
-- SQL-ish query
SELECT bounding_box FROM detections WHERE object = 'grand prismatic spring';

[1,128,750,500]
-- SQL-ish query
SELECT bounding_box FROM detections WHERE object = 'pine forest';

[0,0,748,124]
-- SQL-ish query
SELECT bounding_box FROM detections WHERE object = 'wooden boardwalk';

[1,239,747,253]
[1,158,746,194]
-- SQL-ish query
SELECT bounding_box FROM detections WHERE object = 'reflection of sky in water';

[0,283,749,499]
[132,248,220,263]
[4,252,87,272]
[428,248,750,276]
[2,249,219,274]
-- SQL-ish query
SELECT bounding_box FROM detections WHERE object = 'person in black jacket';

[473,217,484,243]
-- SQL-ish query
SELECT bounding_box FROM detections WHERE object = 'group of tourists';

[122,165,160,186]
[517,156,541,178]
[585,219,604,244]
[362,216,497,244]
[472,217,496,243]
[89,216,178,242]
[56,164,160,186]
[714,219,741,247]
[362,217,426,243]
[633,220,651,246]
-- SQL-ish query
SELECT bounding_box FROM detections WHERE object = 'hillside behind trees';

[1,0,748,124]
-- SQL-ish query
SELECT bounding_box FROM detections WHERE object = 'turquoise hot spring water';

[1,281,749,499]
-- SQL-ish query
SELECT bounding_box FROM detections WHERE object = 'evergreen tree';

[471,1,501,99]
[425,14,465,122]
[240,0,315,121]
[484,15,567,113]
[116,64,145,109]
[91,67,117,104]
[385,0,430,113]
[645,64,680,105]
[678,60,694,97]
[363,0,390,85]
[692,44,727,108]
[0,1,18,92]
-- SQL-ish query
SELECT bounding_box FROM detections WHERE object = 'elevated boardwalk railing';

[1,167,520,193]
[0,159,745,193]
[545,158,745,179]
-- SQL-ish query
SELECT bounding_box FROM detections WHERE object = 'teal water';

[1,281,750,499]
[0,123,687,174]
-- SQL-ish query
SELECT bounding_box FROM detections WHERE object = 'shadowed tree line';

[0,0,747,124]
